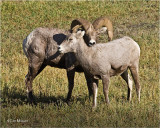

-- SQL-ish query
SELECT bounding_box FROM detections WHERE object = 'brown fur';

[23,27,93,104]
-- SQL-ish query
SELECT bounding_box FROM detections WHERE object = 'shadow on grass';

[1,84,89,108]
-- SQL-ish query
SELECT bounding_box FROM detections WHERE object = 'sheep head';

[71,18,96,46]
[58,31,85,54]
[70,17,113,46]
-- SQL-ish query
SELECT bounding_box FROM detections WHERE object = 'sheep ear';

[76,30,85,38]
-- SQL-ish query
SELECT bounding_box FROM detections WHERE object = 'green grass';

[1,1,159,127]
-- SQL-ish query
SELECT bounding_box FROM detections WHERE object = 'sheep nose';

[89,41,96,46]
[92,42,96,45]
[58,46,61,52]
[89,39,96,46]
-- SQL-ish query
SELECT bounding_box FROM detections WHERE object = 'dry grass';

[1,1,159,127]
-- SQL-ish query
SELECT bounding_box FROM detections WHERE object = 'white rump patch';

[23,30,35,57]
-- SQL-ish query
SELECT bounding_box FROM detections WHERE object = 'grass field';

[1,1,159,127]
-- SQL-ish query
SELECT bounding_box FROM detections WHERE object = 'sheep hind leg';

[101,75,110,104]
[129,66,141,102]
[25,62,46,105]
[121,70,133,101]
[92,78,98,108]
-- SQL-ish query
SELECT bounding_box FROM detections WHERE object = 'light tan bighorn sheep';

[23,17,113,104]
[58,31,141,108]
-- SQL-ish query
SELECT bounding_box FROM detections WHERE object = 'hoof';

[92,105,97,111]
[65,99,71,105]
[28,91,37,106]
[89,92,93,97]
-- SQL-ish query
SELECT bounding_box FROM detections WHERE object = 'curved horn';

[71,18,92,33]
[93,17,113,41]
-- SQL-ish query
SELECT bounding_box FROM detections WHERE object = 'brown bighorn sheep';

[71,17,113,46]
[23,17,113,104]
[58,31,141,108]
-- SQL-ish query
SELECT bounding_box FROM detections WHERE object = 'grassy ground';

[1,1,159,127]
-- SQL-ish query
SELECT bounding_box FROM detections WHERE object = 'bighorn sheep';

[71,17,113,46]
[23,17,113,104]
[58,31,141,108]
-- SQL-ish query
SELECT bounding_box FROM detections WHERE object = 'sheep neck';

[74,38,93,68]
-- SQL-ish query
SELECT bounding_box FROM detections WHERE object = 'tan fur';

[93,17,113,41]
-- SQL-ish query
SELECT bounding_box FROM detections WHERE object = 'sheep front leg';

[66,69,75,102]
[84,72,93,98]
[102,75,110,104]
[92,78,98,108]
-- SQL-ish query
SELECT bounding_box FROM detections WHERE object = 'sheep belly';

[109,65,128,77]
